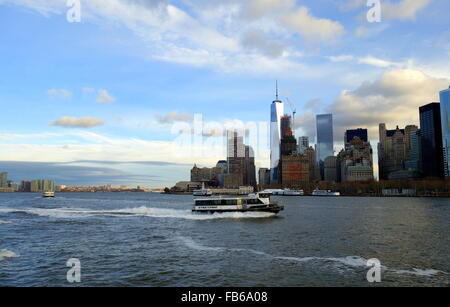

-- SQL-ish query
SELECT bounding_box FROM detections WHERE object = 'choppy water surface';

[0,193,449,286]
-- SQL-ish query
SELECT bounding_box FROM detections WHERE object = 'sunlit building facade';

[270,93,284,184]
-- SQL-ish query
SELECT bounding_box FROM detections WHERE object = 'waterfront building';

[0,172,7,188]
[316,114,334,163]
[440,87,450,177]
[281,154,310,187]
[20,180,31,192]
[30,179,56,192]
[338,137,374,182]
[305,146,320,182]
[378,124,418,180]
[297,136,309,154]
[270,84,284,184]
[420,103,444,177]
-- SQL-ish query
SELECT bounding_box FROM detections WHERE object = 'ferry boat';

[311,189,340,196]
[192,183,213,197]
[282,189,304,196]
[192,193,284,214]
[193,189,213,196]
[42,191,55,198]
[261,189,304,196]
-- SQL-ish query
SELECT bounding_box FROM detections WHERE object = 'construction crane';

[285,97,297,132]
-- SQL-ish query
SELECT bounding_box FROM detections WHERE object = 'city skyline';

[1,1,450,187]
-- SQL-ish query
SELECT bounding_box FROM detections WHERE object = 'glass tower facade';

[440,88,450,177]
[270,98,284,184]
[316,114,334,162]
[419,103,443,178]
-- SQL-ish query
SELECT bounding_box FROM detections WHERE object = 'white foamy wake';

[0,206,276,220]
[0,220,11,224]
[0,249,18,261]
[179,237,448,278]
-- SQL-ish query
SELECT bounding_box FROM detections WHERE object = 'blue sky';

[0,0,449,187]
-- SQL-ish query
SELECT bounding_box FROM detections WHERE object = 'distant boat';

[282,189,304,196]
[193,182,213,197]
[312,189,340,196]
[42,191,55,198]
[260,189,304,196]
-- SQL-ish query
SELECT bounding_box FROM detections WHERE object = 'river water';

[0,193,448,286]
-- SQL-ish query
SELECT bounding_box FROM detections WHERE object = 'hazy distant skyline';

[0,0,449,187]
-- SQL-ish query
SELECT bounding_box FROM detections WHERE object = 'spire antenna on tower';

[276,80,279,100]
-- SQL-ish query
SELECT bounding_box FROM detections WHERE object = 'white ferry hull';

[192,204,284,214]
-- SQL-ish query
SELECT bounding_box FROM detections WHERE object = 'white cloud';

[327,54,403,68]
[96,89,116,103]
[50,116,105,128]
[1,0,345,74]
[47,88,71,99]
[155,111,193,125]
[282,6,345,42]
[383,0,432,21]
[328,69,449,139]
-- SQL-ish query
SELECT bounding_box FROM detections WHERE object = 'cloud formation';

[155,111,193,125]
[47,88,71,99]
[50,116,105,128]
[96,89,116,103]
[329,69,449,140]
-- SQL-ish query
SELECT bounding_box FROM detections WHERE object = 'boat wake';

[0,249,18,261]
[0,206,276,220]
[0,220,11,225]
[178,236,448,278]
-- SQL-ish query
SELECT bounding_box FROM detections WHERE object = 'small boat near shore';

[261,189,304,196]
[42,191,55,198]
[312,189,340,196]
[192,192,284,214]
[192,183,213,196]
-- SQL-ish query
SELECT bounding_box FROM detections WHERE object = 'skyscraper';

[316,114,334,162]
[0,172,8,188]
[440,87,450,177]
[270,83,284,184]
[419,103,444,178]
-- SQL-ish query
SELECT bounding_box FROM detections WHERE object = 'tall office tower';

[378,124,418,180]
[345,128,368,145]
[316,114,334,162]
[440,87,450,177]
[225,130,256,188]
[244,145,257,187]
[0,172,8,188]
[419,103,444,178]
[405,130,422,174]
[297,136,309,154]
[270,83,284,184]
[280,115,297,156]
[227,130,245,174]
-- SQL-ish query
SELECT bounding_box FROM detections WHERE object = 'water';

[0,193,449,287]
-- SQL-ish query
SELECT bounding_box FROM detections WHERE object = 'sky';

[0,0,449,188]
